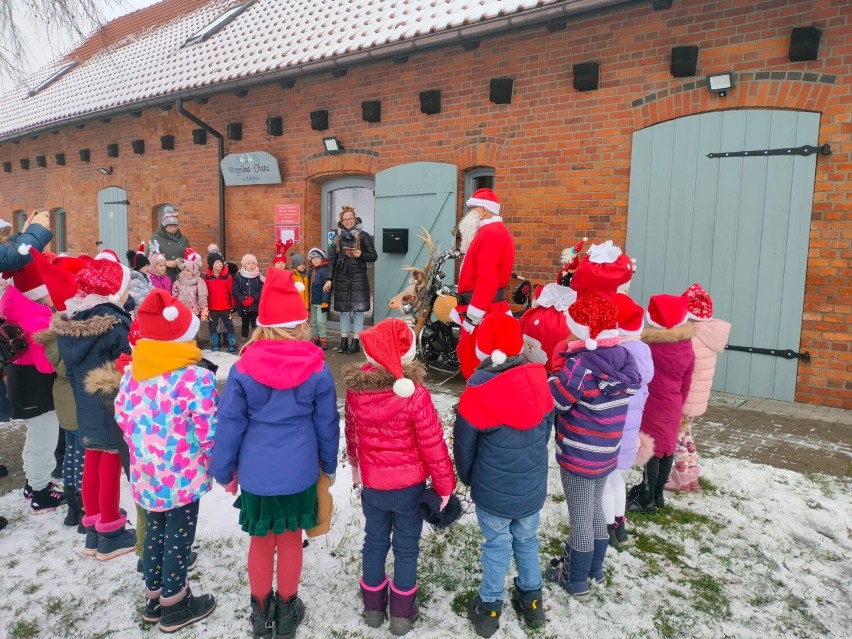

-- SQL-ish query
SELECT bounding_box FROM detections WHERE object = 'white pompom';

[18,243,31,255]
[582,236,588,242]
[533,319,540,326]
[491,349,507,365]
[163,305,179,321]
[585,338,597,350]
[108,294,120,305]
[294,281,305,293]
[393,378,416,398]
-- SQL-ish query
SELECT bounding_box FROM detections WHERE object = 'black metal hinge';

[104,200,130,205]
[708,144,830,159]
[725,344,811,362]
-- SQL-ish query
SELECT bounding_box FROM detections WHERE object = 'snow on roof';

[0,0,589,139]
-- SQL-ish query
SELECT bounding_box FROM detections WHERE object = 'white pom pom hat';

[361,318,418,397]
[137,289,200,342]
[474,313,525,366]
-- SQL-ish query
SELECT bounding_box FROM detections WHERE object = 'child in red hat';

[211,267,339,639]
[344,317,455,636]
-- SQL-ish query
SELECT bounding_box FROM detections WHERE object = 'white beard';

[458,210,480,253]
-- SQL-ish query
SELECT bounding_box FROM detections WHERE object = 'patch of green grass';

[688,573,731,619]
[44,596,64,615]
[751,591,774,607]
[632,532,685,567]
[550,492,565,504]
[698,544,713,554]
[22,582,41,595]
[451,588,477,616]
[803,472,834,497]
[6,557,19,569]
[650,505,724,534]
[9,619,39,639]
[697,476,717,493]
[653,603,684,638]
[419,522,482,595]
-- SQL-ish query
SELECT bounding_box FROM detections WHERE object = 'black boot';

[159,587,216,633]
[468,595,502,638]
[655,455,674,508]
[607,523,620,549]
[347,338,361,354]
[30,482,66,513]
[627,457,659,513]
[250,591,276,638]
[614,516,629,544]
[510,578,544,629]
[274,592,305,639]
[63,487,81,527]
[337,337,349,353]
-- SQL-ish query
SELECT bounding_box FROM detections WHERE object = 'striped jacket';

[549,339,641,480]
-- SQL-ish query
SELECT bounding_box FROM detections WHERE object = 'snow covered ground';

[0,383,849,639]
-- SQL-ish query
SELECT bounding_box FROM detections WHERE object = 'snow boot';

[388,582,418,636]
[143,588,162,624]
[228,334,237,354]
[360,576,388,628]
[655,455,674,508]
[23,482,33,500]
[347,338,361,354]
[82,514,99,556]
[615,516,629,544]
[337,337,349,353]
[510,578,544,629]
[63,487,81,527]
[468,594,502,638]
[274,592,305,639]
[210,333,220,352]
[159,586,216,633]
[547,545,593,601]
[95,515,137,561]
[250,591,276,638]
[30,482,66,513]
[589,538,609,585]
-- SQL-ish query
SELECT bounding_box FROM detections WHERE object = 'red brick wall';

[1,0,849,406]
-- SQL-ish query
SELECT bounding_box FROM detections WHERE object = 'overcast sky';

[1,0,161,91]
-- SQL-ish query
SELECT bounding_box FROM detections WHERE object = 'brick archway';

[452,137,506,171]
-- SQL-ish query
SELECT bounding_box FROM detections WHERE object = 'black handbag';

[0,321,28,370]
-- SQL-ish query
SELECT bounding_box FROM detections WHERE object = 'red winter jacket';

[344,362,456,496]
[204,269,236,312]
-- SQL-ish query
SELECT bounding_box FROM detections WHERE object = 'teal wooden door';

[97,187,129,261]
[626,110,819,401]
[374,162,458,321]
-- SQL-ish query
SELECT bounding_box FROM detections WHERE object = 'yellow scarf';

[131,339,203,381]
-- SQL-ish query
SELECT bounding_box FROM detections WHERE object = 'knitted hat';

[466,188,501,215]
[558,237,588,283]
[6,245,48,300]
[361,318,417,398]
[0,218,11,231]
[613,293,644,337]
[308,247,327,261]
[161,206,179,226]
[241,253,257,266]
[75,256,131,304]
[27,248,86,312]
[570,240,636,302]
[207,251,224,269]
[182,248,203,275]
[474,313,524,365]
[290,252,306,269]
[256,267,309,328]
[126,242,149,271]
[273,239,293,266]
[646,294,689,329]
[137,289,200,342]
[95,249,120,263]
[148,239,166,264]
[566,293,619,350]
[684,283,713,321]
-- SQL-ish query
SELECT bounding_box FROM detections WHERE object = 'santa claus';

[452,188,515,378]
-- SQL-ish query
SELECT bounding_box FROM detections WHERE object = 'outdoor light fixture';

[98,166,114,175]
[707,72,734,97]
[323,137,343,154]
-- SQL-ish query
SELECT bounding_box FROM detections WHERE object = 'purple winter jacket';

[616,338,654,470]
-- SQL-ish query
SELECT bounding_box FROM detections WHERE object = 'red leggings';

[248,530,303,600]
[81,449,123,525]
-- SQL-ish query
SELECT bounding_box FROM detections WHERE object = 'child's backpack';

[0,321,28,369]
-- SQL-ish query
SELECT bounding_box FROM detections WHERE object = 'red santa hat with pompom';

[466,188,501,215]
[95,248,120,262]
[557,237,588,283]
[683,283,713,321]
[137,289,199,342]
[74,255,131,305]
[613,293,645,338]
[566,293,619,350]
[256,267,308,327]
[361,318,418,397]
[570,240,636,302]
[646,294,689,329]
[475,313,525,365]
[4,244,48,300]
[25,247,87,311]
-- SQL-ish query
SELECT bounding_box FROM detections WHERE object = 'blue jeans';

[475,506,542,602]
[339,311,364,337]
[361,482,425,591]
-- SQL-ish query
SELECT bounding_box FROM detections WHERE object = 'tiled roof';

[0,0,622,139]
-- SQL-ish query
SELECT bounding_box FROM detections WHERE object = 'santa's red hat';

[361,318,418,398]
[475,313,525,365]
[256,267,308,328]
[273,239,293,266]
[137,289,199,342]
[466,188,501,215]
[684,283,713,321]
[27,248,86,311]
[558,237,588,281]
[646,294,689,329]
[95,249,120,262]
[4,245,48,300]
[75,257,131,304]
[566,293,619,350]
[613,293,644,337]
[570,240,636,302]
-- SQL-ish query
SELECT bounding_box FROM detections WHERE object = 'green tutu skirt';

[235,483,318,536]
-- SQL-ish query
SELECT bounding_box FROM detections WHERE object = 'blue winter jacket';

[453,356,555,520]
[53,304,131,450]
[309,263,330,306]
[211,339,339,496]
[0,223,52,271]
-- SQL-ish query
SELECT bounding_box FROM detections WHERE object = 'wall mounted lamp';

[706,72,734,97]
[98,166,114,175]
[323,137,343,154]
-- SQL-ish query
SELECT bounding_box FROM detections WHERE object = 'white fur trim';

[108,294,120,304]
[491,349,507,365]
[118,264,131,298]
[466,196,500,215]
[401,329,417,364]
[22,283,48,301]
[585,338,598,350]
[393,378,416,398]
[256,317,308,328]
[18,243,31,255]
[171,313,200,342]
[364,352,379,367]
[294,281,305,293]
[163,306,179,321]
[565,313,589,341]
[687,312,712,322]
[95,251,118,262]
[618,326,644,338]
[646,309,688,329]
[474,344,488,362]
[466,304,485,320]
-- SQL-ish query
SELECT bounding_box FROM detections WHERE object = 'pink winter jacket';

[682,319,731,418]
[0,286,54,374]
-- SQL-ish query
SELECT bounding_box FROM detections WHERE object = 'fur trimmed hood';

[32,326,56,347]
[343,361,426,392]
[48,312,121,339]
[641,322,695,344]
[83,361,123,396]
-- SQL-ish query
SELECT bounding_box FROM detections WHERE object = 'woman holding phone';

[323,206,377,354]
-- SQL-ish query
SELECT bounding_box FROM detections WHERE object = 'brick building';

[0,0,849,407]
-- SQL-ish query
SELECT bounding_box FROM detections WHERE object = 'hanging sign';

[276,226,300,243]
[275,204,300,226]
[220,151,282,186]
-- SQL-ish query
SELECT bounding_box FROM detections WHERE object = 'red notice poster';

[275,204,300,226]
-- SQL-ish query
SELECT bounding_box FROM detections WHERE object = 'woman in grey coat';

[149,206,190,281]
